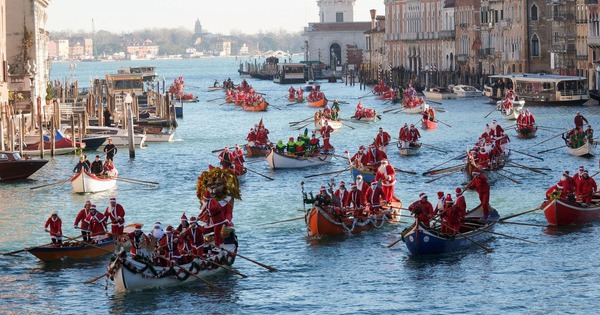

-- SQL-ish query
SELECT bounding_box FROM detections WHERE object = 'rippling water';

[1,58,600,314]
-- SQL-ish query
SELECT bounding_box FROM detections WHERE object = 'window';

[336,12,343,22]
[532,34,540,56]
[531,4,538,21]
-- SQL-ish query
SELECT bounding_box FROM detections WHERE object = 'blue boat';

[403,205,499,255]
[349,165,375,183]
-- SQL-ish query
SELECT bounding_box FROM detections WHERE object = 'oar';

[495,170,522,184]
[426,153,467,171]
[304,166,350,178]
[506,162,550,173]
[294,123,312,130]
[394,167,417,175]
[386,235,405,248]
[30,178,71,190]
[499,207,542,221]
[426,99,443,105]
[207,97,222,102]
[435,119,451,128]
[484,107,497,118]
[2,234,85,256]
[289,117,313,125]
[462,223,539,244]
[245,167,275,180]
[217,102,228,106]
[382,107,400,114]
[433,107,447,113]
[258,216,304,226]
[420,143,447,153]
[84,273,108,284]
[532,132,564,147]
[431,218,492,253]
[425,170,460,183]
[510,149,544,161]
[339,121,355,130]
[212,144,247,153]
[422,164,463,176]
[115,177,159,186]
[537,145,564,154]
[358,91,373,99]
[181,250,248,278]
[536,125,565,131]
[220,248,277,272]
[480,219,548,228]
[159,255,223,290]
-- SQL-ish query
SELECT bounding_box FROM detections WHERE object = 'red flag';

[258,118,263,130]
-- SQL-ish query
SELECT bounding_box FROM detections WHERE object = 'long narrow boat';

[306,201,402,237]
[499,107,521,120]
[0,151,48,180]
[402,102,429,114]
[107,230,238,292]
[421,119,438,130]
[308,98,327,108]
[27,236,115,262]
[567,139,595,157]
[515,125,537,139]
[349,165,375,182]
[397,142,421,156]
[242,101,268,112]
[266,148,334,169]
[350,115,377,123]
[541,197,600,226]
[70,169,117,193]
[403,205,499,255]
[245,144,270,157]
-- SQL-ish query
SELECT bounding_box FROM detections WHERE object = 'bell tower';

[317,0,356,23]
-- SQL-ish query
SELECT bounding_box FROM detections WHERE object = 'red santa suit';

[375,129,391,149]
[477,149,491,169]
[348,185,364,209]
[320,122,334,150]
[182,218,205,256]
[364,182,387,212]
[375,160,397,202]
[409,126,421,143]
[408,194,434,227]
[468,172,491,218]
[232,147,245,176]
[399,125,409,142]
[334,184,351,208]
[45,213,63,242]
[74,204,91,234]
[218,149,234,169]
[159,227,182,266]
[246,129,257,143]
[126,226,151,258]
[354,176,369,193]
[546,183,567,200]
[85,207,106,239]
[366,145,388,169]
[104,198,125,236]
[577,173,597,204]
[489,121,504,137]
[200,196,231,247]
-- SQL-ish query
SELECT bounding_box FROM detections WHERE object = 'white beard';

[378,164,387,174]
[152,228,164,240]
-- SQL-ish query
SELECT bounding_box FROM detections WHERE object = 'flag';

[258,118,263,130]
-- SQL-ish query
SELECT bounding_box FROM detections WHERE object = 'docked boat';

[245,144,270,158]
[421,119,438,130]
[306,201,402,237]
[314,117,342,132]
[26,236,115,262]
[20,147,77,156]
[450,85,482,98]
[515,125,537,139]
[70,169,117,193]
[0,151,48,180]
[266,148,334,169]
[349,165,376,183]
[78,135,110,151]
[567,139,595,157]
[107,230,238,292]
[397,142,421,156]
[308,98,327,108]
[403,205,499,255]
[422,87,457,100]
[541,197,600,226]
[242,101,268,112]
[63,126,147,148]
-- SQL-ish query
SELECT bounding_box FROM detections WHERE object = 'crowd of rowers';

[354,101,377,119]
[467,120,510,171]
[288,86,304,101]
[224,79,266,107]
[498,89,520,113]
[72,154,118,177]
[563,111,594,149]
[347,127,418,171]
[274,126,334,157]
[315,100,341,121]
[546,166,598,206]
[217,145,246,176]
[516,109,536,130]
[307,86,326,102]
[403,85,427,108]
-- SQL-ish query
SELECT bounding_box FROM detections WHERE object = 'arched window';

[531,4,538,21]
[531,34,540,57]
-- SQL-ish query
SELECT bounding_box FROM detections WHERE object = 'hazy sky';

[45,0,385,34]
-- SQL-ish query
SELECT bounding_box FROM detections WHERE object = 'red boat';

[421,118,438,130]
[308,98,327,108]
[541,197,600,226]
[242,101,268,112]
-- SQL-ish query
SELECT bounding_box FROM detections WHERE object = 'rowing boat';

[349,164,376,182]
[397,142,421,156]
[541,197,600,226]
[403,205,499,255]
[27,236,115,262]
[70,169,117,193]
[242,101,268,112]
[515,125,537,139]
[308,98,327,108]
[266,148,334,169]
[567,139,595,157]
[314,117,342,132]
[245,144,270,157]
[421,119,438,130]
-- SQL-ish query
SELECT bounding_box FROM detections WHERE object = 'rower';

[44,209,63,245]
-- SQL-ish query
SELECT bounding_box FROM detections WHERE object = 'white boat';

[70,169,117,193]
[108,233,238,292]
[314,118,342,132]
[422,88,457,100]
[484,74,589,105]
[63,126,147,148]
[401,102,429,114]
[397,142,421,156]
[20,147,76,156]
[266,149,334,169]
[568,140,596,157]
[144,131,175,142]
[496,99,525,111]
[450,85,483,98]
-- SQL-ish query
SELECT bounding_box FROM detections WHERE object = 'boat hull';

[27,237,115,262]
[398,142,421,156]
[401,102,429,114]
[0,152,48,180]
[516,126,537,139]
[314,118,342,132]
[349,165,375,182]
[245,145,270,158]
[404,205,499,255]
[421,119,438,130]
[568,140,595,157]
[144,132,175,142]
[266,149,333,169]
[308,98,327,108]
[70,170,117,193]
[242,101,268,112]
[542,198,600,226]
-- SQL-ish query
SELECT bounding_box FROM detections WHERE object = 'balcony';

[400,33,418,40]
[439,30,456,39]
[478,48,495,57]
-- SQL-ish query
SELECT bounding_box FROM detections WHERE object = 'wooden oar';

[220,248,277,272]
[510,149,544,161]
[430,218,492,253]
[2,234,85,256]
[258,216,304,226]
[338,121,355,130]
[435,119,451,128]
[294,122,312,130]
[532,132,564,147]
[386,235,405,248]
[394,167,417,175]
[506,161,547,174]
[358,91,373,99]
[462,223,539,244]
[245,167,274,180]
[212,144,247,153]
[207,97,222,102]
[181,250,248,278]
[217,101,228,106]
[433,107,447,113]
[159,255,223,290]
[30,178,71,190]
[480,219,548,228]
[304,167,350,178]
[495,170,522,184]
[84,273,108,284]
[499,207,542,221]
[115,177,159,186]
[425,170,460,183]
[422,164,463,176]
[483,107,497,118]
[426,153,466,172]
[289,117,313,125]
[537,145,564,154]
[382,107,400,114]
[420,143,446,153]
[425,99,442,105]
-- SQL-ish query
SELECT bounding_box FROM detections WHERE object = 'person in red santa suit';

[561,170,576,200]
[453,187,467,223]
[433,191,445,217]
[44,209,63,244]
[181,216,205,257]
[354,174,369,194]
[288,86,295,99]
[364,181,387,214]
[199,192,231,248]
[104,197,125,238]
[366,144,388,170]
[246,128,257,145]
[468,171,491,218]
[348,183,365,216]
[333,181,351,208]
[439,194,455,234]
[546,182,567,200]
[408,193,434,227]
[489,120,504,138]
[320,120,334,151]
[85,205,107,241]
[375,127,391,150]
[398,123,410,148]
[158,226,182,266]
[375,159,397,202]
[409,124,421,144]
[74,200,92,242]
[218,146,234,170]
[476,147,491,169]
[576,170,597,205]
[231,144,245,176]
[350,146,369,170]
[124,224,150,258]
[175,213,190,234]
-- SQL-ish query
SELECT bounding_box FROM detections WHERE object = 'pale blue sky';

[45,0,385,34]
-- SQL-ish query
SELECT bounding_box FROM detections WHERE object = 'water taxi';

[483,74,589,105]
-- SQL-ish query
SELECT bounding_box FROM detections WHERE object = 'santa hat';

[109,197,116,202]
[579,165,584,171]
[564,170,570,175]
[340,181,346,186]
[445,195,454,203]
[437,191,444,198]
[135,224,142,231]
[90,205,97,210]
[189,217,197,223]
[153,222,162,229]
[165,226,173,233]
[359,145,365,150]
[379,127,383,130]
[289,137,294,141]
[85,200,91,205]
[51,209,58,215]
[181,213,188,222]
[419,193,427,199]
[557,183,564,189]
[455,187,463,196]
[320,186,326,191]
[350,183,357,188]
[492,120,497,124]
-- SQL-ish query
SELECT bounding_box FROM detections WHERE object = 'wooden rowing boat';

[349,164,376,183]
[421,119,438,130]
[541,197,600,226]
[397,142,421,156]
[306,201,402,237]
[27,236,115,262]
[266,148,334,169]
[402,102,429,114]
[567,139,595,157]
[242,101,268,112]
[515,125,537,139]
[403,205,499,255]
[314,117,342,132]
[308,98,327,108]
[70,169,117,193]
[245,144,270,157]
[108,230,238,292]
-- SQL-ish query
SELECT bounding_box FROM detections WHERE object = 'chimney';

[370,9,376,30]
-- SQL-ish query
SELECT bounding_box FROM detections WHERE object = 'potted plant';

[45,82,53,105]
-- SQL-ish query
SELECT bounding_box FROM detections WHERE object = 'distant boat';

[0,151,48,180]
